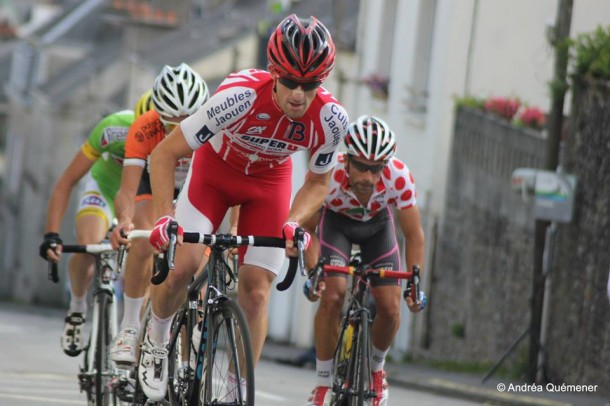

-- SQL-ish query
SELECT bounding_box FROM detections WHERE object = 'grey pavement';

[1,300,606,405]
[261,340,609,406]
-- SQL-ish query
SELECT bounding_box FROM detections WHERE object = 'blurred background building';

[0,0,609,392]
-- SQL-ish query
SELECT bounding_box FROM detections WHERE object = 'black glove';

[39,232,62,260]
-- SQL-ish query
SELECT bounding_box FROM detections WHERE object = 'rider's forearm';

[45,178,75,232]
[229,206,240,234]
[114,188,135,224]
[286,173,330,225]
[404,227,425,274]
[150,146,177,219]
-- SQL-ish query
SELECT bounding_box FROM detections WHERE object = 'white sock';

[120,295,145,331]
[316,358,333,387]
[227,371,247,399]
[370,345,388,372]
[68,293,87,315]
[149,311,173,344]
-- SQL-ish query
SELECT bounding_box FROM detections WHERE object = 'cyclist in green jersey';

[39,92,153,356]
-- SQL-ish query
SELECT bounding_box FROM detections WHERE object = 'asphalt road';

[0,301,480,405]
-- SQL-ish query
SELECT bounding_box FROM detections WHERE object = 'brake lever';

[412,265,421,306]
[48,261,59,283]
[47,241,60,283]
[296,227,306,276]
[117,230,128,272]
[167,221,178,270]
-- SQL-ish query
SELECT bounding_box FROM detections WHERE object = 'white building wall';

[352,0,610,355]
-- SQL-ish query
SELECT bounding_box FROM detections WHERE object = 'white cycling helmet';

[151,63,209,117]
[344,115,397,161]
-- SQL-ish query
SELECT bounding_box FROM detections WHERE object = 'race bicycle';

[161,226,300,405]
[47,230,152,405]
[308,255,425,406]
[48,240,124,405]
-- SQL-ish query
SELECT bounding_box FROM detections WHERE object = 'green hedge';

[570,25,610,82]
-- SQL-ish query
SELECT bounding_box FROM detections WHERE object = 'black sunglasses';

[278,76,322,92]
[348,157,387,174]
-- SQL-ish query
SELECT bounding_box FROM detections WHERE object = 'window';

[405,0,437,113]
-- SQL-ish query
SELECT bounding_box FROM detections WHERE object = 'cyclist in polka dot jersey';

[326,153,416,221]
[303,115,425,406]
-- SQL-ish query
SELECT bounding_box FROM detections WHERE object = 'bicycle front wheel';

[330,320,354,406]
[93,293,115,405]
[167,308,189,406]
[350,311,371,406]
[200,300,255,405]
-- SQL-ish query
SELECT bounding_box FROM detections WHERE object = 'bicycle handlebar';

[117,229,152,271]
[46,242,115,284]
[46,230,152,284]
[158,231,300,288]
[323,263,423,306]
[276,227,306,291]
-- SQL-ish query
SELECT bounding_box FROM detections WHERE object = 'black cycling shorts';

[318,206,402,287]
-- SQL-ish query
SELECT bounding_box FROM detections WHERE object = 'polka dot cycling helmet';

[344,115,397,161]
[151,63,209,117]
[267,14,336,82]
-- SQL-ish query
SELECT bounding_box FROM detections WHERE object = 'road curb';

[388,376,575,406]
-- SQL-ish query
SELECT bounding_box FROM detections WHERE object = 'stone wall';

[426,93,610,394]
[425,107,544,369]
[546,80,610,389]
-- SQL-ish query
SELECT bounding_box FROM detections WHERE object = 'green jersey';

[81,110,134,211]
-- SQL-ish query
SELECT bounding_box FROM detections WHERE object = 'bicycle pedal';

[77,373,91,393]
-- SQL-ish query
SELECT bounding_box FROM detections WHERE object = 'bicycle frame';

[321,260,420,406]
[192,245,248,402]
[51,242,123,405]
[164,231,290,406]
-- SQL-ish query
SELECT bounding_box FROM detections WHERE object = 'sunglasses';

[348,157,387,174]
[159,116,180,132]
[278,76,322,92]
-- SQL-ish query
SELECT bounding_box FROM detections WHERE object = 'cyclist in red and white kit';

[303,116,426,406]
[139,14,349,401]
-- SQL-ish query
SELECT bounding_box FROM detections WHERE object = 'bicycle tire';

[167,308,189,406]
[94,293,113,405]
[350,310,370,406]
[83,333,95,404]
[200,300,255,405]
[129,301,153,406]
[330,318,353,406]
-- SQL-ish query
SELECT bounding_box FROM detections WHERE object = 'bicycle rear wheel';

[200,299,255,405]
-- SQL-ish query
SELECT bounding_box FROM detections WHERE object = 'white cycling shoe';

[110,327,139,366]
[137,333,169,401]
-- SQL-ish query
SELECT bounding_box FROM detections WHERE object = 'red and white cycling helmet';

[151,63,209,117]
[344,115,397,161]
[267,14,336,82]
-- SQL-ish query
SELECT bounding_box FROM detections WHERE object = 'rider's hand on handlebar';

[303,276,325,302]
[282,221,311,257]
[404,286,427,313]
[150,215,183,251]
[39,232,63,262]
[227,226,238,260]
[110,220,133,250]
